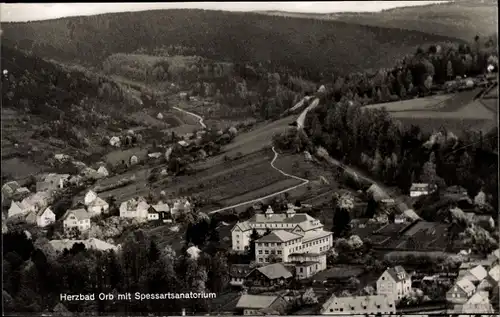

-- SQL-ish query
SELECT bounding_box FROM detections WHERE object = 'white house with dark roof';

[447,278,476,304]
[147,207,160,221]
[320,294,396,315]
[151,201,170,222]
[232,205,328,251]
[376,266,412,301]
[62,209,92,232]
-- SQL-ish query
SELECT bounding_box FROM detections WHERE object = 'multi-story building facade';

[321,294,396,316]
[376,266,412,302]
[231,205,329,252]
[254,228,333,264]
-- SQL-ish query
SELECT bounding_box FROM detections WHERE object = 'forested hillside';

[0,45,153,169]
[1,9,464,80]
[332,0,497,42]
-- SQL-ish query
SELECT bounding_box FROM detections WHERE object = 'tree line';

[3,225,230,315]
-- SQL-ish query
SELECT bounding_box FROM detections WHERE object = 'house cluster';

[119,196,192,223]
[62,190,109,233]
[228,265,413,316]
[446,249,500,315]
[232,205,333,278]
[4,177,63,228]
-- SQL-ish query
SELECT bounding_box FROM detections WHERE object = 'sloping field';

[196,115,296,169]
[160,148,302,209]
[363,95,451,112]
[390,100,494,120]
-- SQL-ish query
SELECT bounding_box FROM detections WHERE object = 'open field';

[195,115,297,171]
[363,95,451,112]
[363,88,497,136]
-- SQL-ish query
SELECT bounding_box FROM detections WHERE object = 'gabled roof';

[236,294,279,309]
[456,278,476,294]
[2,181,20,192]
[88,197,108,207]
[467,265,488,282]
[255,263,293,280]
[321,294,394,314]
[256,230,302,243]
[63,209,91,221]
[385,266,409,282]
[301,229,332,243]
[152,202,170,212]
[232,221,252,232]
[38,207,54,218]
[488,265,500,282]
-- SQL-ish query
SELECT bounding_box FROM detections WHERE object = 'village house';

[8,200,32,218]
[147,207,160,221]
[119,197,150,221]
[150,201,171,223]
[245,263,293,287]
[20,191,51,215]
[87,196,109,215]
[12,187,31,200]
[446,278,476,304]
[451,291,494,315]
[376,266,412,302]
[409,183,436,197]
[170,199,191,218]
[288,253,327,279]
[235,294,288,316]
[84,190,98,206]
[2,181,20,198]
[460,265,488,284]
[230,264,253,287]
[26,207,56,227]
[232,205,330,252]
[62,209,92,233]
[96,166,109,178]
[36,173,70,192]
[320,294,396,316]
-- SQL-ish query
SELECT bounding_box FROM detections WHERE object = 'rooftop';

[64,208,91,220]
[256,230,302,243]
[256,263,293,280]
[456,278,476,294]
[236,294,278,309]
[385,266,409,282]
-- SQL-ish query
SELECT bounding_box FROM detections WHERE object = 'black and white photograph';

[1,1,498,316]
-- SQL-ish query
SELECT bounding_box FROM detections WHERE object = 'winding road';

[172,106,207,129]
[176,93,407,215]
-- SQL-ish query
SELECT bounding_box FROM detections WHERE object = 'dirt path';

[208,146,309,214]
[172,106,206,129]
